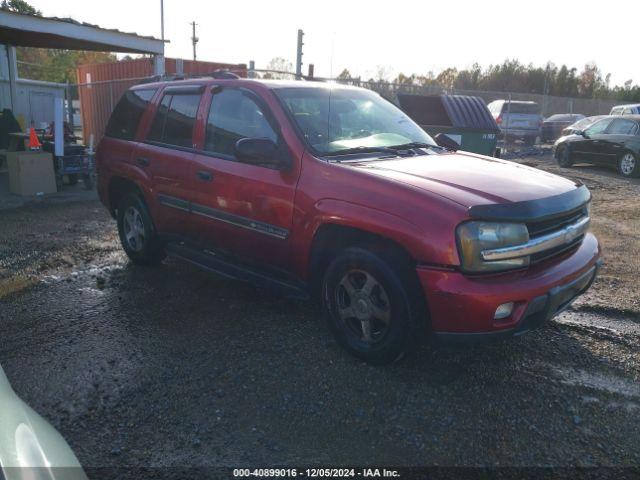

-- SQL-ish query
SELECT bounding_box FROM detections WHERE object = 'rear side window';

[204,88,277,158]
[147,92,201,148]
[105,89,156,140]
[607,119,638,135]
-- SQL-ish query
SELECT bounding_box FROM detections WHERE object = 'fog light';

[494,302,514,320]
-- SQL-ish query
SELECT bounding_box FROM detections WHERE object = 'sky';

[28,0,638,87]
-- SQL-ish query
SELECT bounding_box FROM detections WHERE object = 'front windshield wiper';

[387,142,440,150]
[323,146,400,158]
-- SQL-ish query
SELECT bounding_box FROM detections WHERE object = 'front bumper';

[417,233,601,344]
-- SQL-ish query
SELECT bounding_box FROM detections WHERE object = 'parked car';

[610,103,640,115]
[562,115,607,137]
[0,364,86,479]
[554,115,640,177]
[487,100,543,145]
[97,80,601,364]
[541,114,585,142]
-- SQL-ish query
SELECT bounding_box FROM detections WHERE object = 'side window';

[105,89,156,140]
[607,119,637,135]
[585,118,612,135]
[147,92,201,148]
[204,88,277,159]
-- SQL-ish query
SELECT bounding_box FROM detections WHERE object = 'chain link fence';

[335,78,619,117]
[66,72,620,152]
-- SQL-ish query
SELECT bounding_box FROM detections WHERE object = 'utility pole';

[191,21,199,61]
[295,29,304,80]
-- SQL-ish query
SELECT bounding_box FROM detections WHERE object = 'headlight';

[456,221,530,273]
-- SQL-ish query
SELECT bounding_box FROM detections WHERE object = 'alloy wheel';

[335,269,391,344]
[620,153,636,176]
[123,206,146,252]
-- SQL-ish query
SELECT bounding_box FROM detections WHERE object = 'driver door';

[571,117,613,164]
[189,86,300,270]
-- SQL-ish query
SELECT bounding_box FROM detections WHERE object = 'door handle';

[136,157,150,167]
[197,170,214,182]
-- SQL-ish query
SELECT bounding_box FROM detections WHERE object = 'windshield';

[275,86,436,155]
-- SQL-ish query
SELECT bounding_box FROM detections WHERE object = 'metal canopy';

[0,10,165,54]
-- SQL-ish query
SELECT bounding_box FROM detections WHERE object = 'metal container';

[397,94,500,156]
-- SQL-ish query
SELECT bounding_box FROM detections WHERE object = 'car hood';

[346,151,581,208]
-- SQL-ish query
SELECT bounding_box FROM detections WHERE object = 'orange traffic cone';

[28,127,42,151]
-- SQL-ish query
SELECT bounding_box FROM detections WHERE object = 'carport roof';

[0,9,165,54]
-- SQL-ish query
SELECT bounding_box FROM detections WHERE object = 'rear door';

[133,85,203,237]
[189,86,299,269]
[600,118,639,166]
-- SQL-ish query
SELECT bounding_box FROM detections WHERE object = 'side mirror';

[234,138,284,168]
[434,133,461,151]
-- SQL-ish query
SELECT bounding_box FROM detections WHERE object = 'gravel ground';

[0,155,638,474]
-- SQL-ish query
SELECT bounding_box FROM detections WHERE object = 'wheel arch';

[107,176,148,217]
[308,222,429,336]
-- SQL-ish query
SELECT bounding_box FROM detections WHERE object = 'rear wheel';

[617,152,639,178]
[322,247,422,365]
[117,193,165,265]
[555,144,573,168]
[523,135,536,147]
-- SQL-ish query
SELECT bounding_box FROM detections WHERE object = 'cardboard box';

[6,151,57,196]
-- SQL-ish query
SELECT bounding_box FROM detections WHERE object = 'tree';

[262,57,293,79]
[0,0,40,15]
[436,67,458,90]
[336,69,352,81]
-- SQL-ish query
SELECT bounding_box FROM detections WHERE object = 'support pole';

[6,45,17,112]
[154,55,165,77]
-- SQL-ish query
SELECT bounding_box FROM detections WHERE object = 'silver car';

[487,100,542,146]
[0,365,86,480]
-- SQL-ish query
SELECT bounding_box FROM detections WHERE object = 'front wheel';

[117,193,166,265]
[322,247,422,365]
[618,152,639,178]
[555,145,573,168]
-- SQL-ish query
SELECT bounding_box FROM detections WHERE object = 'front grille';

[526,206,588,238]
[526,205,589,264]
[530,235,584,263]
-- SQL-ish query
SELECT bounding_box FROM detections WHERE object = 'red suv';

[97,78,601,364]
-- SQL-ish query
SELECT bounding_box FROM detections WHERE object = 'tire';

[116,192,166,265]
[555,144,573,168]
[617,152,639,178]
[523,136,536,147]
[322,247,423,365]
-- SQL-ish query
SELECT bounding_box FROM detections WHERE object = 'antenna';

[191,21,199,61]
